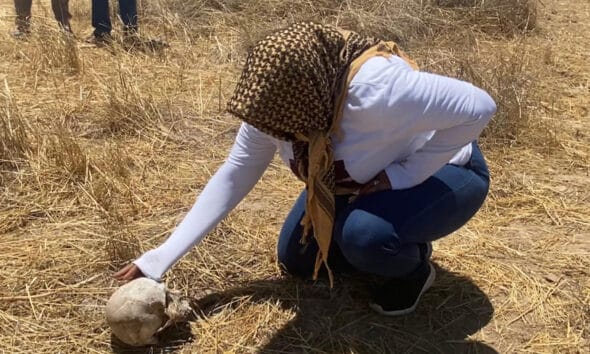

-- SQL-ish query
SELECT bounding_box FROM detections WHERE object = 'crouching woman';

[115,22,496,316]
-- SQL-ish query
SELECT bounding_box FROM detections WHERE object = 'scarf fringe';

[300,40,418,288]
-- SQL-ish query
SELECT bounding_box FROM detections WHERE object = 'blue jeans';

[92,0,137,36]
[278,142,490,279]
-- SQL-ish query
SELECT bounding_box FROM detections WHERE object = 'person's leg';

[334,142,489,314]
[14,0,33,33]
[92,0,111,37]
[277,191,354,278]
[335,143,489,278]
[335,209,426,278]
[50,0,72,32]
[118,0,138,36]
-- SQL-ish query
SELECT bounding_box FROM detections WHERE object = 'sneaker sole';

[369,262,436,316]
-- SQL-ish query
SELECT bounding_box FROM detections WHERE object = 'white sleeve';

[383,64,496,189]
[133,123,276,280]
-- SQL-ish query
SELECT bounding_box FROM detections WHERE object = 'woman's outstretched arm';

[124,123,276,281]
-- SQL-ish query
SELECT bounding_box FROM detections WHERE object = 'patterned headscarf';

[227,22,412,285]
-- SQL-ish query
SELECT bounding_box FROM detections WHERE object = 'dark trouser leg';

[277,193,354,278]
[335,142,490,278]
[14,0,33,32]
[51,0,71,32]
[51,0,71,31]
[92,0,111,36]
[118,0,138,35]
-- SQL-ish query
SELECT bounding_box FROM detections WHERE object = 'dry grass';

[0,0,588,353]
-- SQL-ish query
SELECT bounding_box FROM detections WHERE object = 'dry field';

[0,0,588,353]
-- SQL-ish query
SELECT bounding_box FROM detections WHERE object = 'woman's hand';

[113,263,144,282]
[357,170,392,197]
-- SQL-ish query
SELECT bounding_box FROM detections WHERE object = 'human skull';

[106,278,191,346]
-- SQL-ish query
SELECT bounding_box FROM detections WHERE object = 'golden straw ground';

[0,0,588,353]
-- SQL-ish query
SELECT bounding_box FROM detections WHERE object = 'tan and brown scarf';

[227,22,417,286]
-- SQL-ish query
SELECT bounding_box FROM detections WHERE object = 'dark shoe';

[370,261,436,316]
[11,27,30,40]
[420,242,433,261]
[85,32,113,47]
[15,15,31,35]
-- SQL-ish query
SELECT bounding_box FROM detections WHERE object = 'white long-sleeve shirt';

[134,55,497,280]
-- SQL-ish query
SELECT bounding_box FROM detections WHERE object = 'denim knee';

[337,209,401,274]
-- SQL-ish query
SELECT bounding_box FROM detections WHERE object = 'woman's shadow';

[198,263,497,353]
[111,263,497,353]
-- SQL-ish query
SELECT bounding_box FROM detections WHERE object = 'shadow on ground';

[110,321,193,354]
[110,264,496,353]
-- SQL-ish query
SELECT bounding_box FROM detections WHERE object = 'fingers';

[357,179,390,197]
[357,171,392,197]
[113,263,133,278]
[358,179,380,196]
[112,263,143,281]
